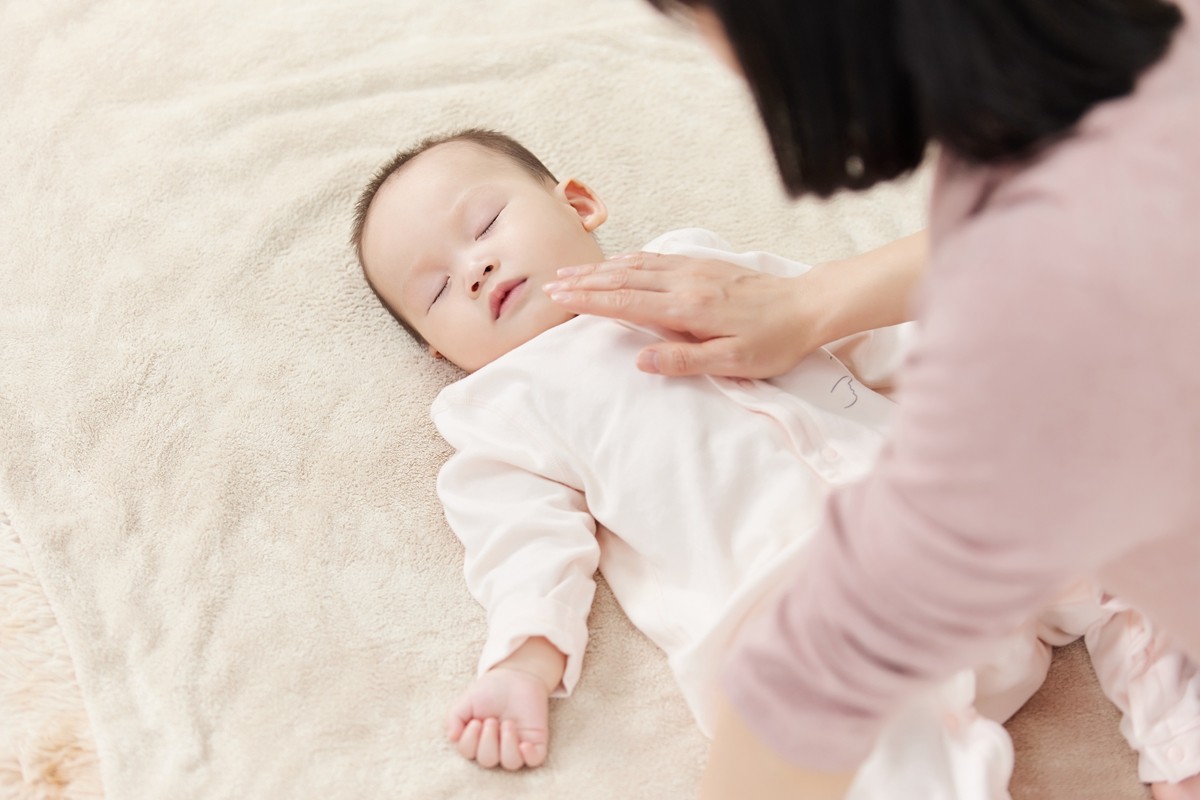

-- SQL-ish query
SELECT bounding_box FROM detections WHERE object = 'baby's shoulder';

[641,227,736,257]
[432,317,650,420]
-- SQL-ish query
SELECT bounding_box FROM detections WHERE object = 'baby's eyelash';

[432,276,449,306]
[478,209,502,239]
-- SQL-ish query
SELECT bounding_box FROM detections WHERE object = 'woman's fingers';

[546,283,684,324]
[547,254,770,333]
[638,338,744,377]
[557,251,673,278]
[544,264,671,295]
[547,252,809,377]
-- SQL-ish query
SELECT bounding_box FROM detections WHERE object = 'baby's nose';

[470,264,494,294]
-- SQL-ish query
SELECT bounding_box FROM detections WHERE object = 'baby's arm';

[1082,597,1200,795]
[434,400,600,770]
[447,636,566,770]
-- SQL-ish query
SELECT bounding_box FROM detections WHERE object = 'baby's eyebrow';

[391,255,433,315]
[449,184,494,226]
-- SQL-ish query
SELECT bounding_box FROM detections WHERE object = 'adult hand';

[543,252,822,378]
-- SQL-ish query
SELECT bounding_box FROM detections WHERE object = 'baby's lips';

[490,277,526,319]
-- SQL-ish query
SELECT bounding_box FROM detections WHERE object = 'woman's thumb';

[637,344,705,376]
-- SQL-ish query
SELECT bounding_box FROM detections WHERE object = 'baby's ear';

[556,178,607,232]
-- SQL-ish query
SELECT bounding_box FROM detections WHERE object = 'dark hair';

[350,128,558,343]
[647,0,1182,198]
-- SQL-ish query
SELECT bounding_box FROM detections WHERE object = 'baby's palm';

[447,667,550,770]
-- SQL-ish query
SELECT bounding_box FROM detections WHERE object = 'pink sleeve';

[721,191,1197,768]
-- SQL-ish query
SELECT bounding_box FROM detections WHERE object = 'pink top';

[723,0,1200,770]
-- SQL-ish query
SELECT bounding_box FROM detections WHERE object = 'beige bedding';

[0,1,1150,797]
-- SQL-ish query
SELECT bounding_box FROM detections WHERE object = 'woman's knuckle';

[666,348,692,373]
[612,288,635,309]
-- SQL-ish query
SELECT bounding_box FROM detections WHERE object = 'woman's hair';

[647,0,1183,197]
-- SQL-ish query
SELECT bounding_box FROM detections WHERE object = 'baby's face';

[360,142,607,371]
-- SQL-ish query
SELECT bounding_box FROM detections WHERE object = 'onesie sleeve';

[720,191,1197,768]
[433,398,599,697]
[1084,599,1200,784]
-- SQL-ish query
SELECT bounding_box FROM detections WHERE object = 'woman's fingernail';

[550,291,573,303]
[557,266,581,277]
[543,281,565,293]
[637,351,660,373]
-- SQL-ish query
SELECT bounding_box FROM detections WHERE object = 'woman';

[545,1,1200,798]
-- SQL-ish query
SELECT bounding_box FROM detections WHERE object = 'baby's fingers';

[456,719,482,760]
[446,692,478,742]
[519,740,548,768]
[499,720,524,771]
[446,710,467,742]
[476,718,501,768]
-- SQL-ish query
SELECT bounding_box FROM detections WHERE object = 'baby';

[352,129,1200,798]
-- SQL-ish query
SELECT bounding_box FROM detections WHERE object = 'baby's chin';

[456,313,578,373]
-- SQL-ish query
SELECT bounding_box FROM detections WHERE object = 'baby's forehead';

[370,144,507,228]
[398,141,526,185]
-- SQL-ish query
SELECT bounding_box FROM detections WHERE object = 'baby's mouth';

[490,278,527,320]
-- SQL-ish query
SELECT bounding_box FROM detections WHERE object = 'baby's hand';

[447,666,551,770]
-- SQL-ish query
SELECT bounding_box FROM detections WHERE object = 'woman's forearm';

[806,229,928,346]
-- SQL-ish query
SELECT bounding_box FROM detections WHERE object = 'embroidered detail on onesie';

[831,376,859,409]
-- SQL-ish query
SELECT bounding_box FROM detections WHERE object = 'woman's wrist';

[788,263,844,351]
[807,229,928,346]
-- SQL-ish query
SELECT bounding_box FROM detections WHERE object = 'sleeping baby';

[351,128,1200,799]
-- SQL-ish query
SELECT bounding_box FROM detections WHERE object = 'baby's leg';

[972,620,1055,723]
[972,580,1105,723]
[1085,598,1200,796]
[849,671,1016,800]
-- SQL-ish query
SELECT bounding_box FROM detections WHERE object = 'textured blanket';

[0,1,1149,798]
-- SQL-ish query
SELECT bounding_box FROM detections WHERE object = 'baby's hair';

[351,129,558,344]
